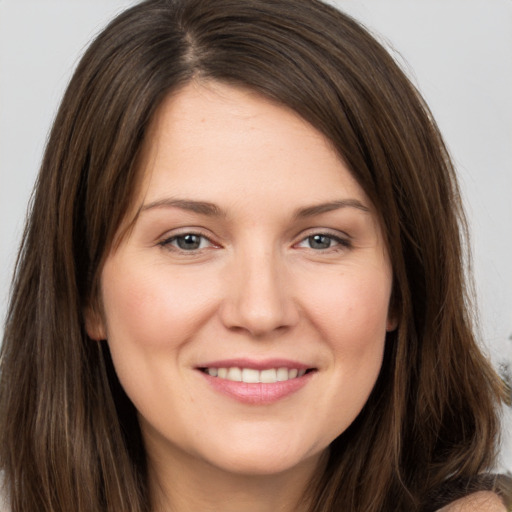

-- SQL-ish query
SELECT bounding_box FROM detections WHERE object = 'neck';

[148,444,325,512]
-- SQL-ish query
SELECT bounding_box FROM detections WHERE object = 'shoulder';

[436,491,507,512]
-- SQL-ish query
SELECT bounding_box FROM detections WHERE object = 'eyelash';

[158,231,215,252]
[157,231,352,254]
[295,232,351,251]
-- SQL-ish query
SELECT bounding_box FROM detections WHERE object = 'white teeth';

[205,366,308,383]
[227,367,242,382]
[276,367,289,381]
[242,368,259,383]
[260,368,277,383]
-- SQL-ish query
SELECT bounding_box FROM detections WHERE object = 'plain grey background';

[1,0,511,471]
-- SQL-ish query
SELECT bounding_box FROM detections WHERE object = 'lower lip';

[199,371,314,405]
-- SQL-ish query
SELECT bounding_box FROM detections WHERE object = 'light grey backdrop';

[1,0,511,471]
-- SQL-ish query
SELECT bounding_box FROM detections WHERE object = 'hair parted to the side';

[0,0,506,511]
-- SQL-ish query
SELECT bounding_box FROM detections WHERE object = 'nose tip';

[231,293,288,337]
[219,255,299,337]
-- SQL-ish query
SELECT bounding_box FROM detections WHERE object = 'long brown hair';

[0,1,506,510]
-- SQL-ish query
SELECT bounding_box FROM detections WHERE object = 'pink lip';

[196,359,316,405]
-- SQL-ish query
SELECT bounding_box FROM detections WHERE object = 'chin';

[199,440,325,478]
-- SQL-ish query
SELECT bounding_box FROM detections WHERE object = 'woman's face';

[88,82,395,477]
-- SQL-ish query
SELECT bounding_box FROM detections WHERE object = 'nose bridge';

[221,243,296,336]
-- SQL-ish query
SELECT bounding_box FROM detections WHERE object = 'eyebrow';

[294,199,370,218]
[139,197,370,218]
[140,198,224,216]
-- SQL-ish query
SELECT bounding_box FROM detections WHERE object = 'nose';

[219,248,299,338]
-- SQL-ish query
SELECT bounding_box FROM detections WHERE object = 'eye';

[160,233,214,251]
[296,233,350,251]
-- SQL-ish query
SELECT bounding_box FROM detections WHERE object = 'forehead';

[134,81,370,212]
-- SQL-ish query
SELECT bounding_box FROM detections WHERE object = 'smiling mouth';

[199,367,315,383]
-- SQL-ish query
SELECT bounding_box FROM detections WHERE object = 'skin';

[87,81,397,511]
[439,492,506,512]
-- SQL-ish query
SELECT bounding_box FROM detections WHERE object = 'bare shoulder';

[437,491,507,512]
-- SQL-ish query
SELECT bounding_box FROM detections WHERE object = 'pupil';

[177,234,201,250]
[309,235,331,249]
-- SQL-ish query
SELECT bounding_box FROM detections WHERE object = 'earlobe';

[386,304,399,332]
[84,305,107,341]
[386,316,398,332]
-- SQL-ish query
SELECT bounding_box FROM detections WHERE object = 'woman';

[0,0,509,510]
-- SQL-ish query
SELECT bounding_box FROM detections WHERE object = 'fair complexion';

[87,81,397,512]
[439,492,506,512]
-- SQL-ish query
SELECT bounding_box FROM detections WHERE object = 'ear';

[84,305,107,341]
[386,314,398,332]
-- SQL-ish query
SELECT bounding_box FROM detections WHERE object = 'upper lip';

[196,358,314,371]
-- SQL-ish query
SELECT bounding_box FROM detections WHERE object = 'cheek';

[303,266,392,353]
[100,260,217,350]
[299,268,391,441]
[307,266,390,384]
[98,260,219,424]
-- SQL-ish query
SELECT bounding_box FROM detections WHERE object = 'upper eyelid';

[158,227,214,241]
[294,227,352,242]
